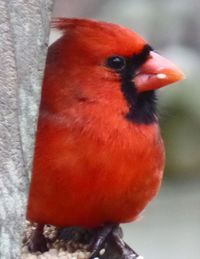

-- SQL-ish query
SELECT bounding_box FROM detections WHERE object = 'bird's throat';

[119,44,158,124]
[121,82,157,124]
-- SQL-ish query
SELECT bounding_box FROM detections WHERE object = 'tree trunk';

[0,1,54,258]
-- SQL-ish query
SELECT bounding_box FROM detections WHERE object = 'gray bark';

[0,1,54,258]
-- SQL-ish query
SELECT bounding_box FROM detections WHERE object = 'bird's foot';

[28,224,48,253]
[27,224,143,258]
[89,224,142,259]
[89,224,118,258]
[111,226,142,259]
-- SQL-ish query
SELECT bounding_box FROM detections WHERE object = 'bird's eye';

[106,56,126,70]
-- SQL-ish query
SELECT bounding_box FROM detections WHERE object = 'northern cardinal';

[27,18,184,258]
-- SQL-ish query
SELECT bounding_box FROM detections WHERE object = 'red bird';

[27,18,184,257]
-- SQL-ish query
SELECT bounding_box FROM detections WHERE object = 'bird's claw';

[28,224,48,253]
[28,234,48,253]
[89,224,142,259]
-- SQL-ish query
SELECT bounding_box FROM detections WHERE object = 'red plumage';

[27,18,184,228]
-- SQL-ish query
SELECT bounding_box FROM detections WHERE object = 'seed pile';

[21,222,90,259]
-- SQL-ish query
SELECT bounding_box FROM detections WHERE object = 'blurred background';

[52,1,200,258]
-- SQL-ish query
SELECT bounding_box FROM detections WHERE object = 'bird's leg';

[111,226,142,259]
[89,224,142,259]
[28,223,48,253]
[89,224,117,258]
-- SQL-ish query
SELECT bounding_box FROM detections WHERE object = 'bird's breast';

[28,115,165,227]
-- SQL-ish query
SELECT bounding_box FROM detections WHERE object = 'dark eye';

[106,56,126,70]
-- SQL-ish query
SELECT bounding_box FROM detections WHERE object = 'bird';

[27,18,184,258]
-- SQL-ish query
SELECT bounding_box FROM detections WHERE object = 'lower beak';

[134,51,185,92]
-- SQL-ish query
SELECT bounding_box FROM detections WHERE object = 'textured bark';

[0,1,54,258]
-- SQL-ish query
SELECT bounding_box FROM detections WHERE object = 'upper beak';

[134,51,185,92]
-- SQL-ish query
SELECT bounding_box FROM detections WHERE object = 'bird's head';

[43,18,184,124]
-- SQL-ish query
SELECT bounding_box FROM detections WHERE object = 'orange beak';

[134,51,185,92]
